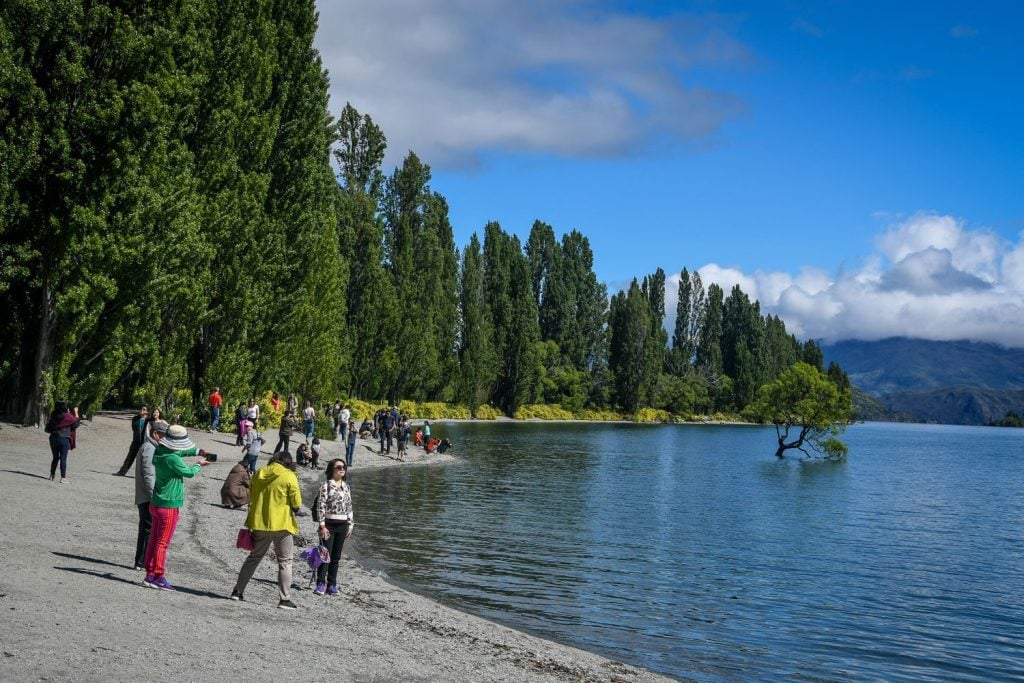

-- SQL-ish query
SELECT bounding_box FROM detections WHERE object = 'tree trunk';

[23,279,55,427]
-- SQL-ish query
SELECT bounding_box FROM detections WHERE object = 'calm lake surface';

[347,422,1024,681]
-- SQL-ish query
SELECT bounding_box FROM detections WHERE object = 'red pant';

[145,505,180,578]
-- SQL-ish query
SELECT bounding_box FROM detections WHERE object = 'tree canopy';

[745,362,854,458]
[0,2,851,426]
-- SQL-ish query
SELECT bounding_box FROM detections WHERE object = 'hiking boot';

[143,574,157,588]
[153,577,176,591]
[277,600,298,610]
[313,583,326,595]
[327,584,338,595]
[229,590,244,601]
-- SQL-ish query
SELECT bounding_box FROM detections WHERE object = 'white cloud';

[314,1,748,168]
[671,213,1024,348]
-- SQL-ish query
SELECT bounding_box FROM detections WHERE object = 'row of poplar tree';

[0,1,847,423]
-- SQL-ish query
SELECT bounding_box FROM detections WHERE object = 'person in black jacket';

[114,406,148,476]
[47,401,81,483]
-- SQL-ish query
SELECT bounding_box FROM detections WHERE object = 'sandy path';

[0,414,674,682]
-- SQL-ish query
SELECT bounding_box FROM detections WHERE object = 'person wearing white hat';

[143,424,209,591]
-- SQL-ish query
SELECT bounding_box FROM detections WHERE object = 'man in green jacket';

[230,450,302,608]
[143,424,209,591]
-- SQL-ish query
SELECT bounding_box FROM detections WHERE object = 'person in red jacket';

[208,387,223,433]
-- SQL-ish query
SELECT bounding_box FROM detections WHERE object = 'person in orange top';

[208,386,223,433]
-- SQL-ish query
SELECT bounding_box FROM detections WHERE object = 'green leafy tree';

[483,222,539,414]
[457,233,496,414]
[608,279,652,412]
[745,361,853,458]
[669,268,705,375]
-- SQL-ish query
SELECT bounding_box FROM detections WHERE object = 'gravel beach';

[0,413,673,682]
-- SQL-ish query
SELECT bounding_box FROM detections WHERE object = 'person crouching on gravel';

[144,425,209,591]
[230,451,303,609]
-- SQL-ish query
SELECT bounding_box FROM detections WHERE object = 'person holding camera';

[143,425,209,591]
[230,451,302,609]
[45,401,80,483]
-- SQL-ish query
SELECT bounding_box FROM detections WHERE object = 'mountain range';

[822,338,1024,425]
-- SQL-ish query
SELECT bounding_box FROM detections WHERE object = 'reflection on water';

[350,421,1024,681]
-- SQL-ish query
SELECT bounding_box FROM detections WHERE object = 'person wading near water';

[132,419,168,569]
[114,405,147,476]
[230,451,303,608]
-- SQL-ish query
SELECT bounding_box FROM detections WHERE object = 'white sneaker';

[59,478,69,484]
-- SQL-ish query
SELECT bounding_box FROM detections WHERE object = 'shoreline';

[0,414,673,682]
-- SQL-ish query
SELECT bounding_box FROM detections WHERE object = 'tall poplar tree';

[457,233,497,413]
[483,222,539,414]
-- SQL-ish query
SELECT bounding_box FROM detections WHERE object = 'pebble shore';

[0,413,674,682]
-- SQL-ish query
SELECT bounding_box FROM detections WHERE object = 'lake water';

[346,422,1024,681]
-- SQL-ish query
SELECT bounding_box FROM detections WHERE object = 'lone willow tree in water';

[745,362,854,459]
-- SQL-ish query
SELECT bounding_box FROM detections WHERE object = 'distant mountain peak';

[823,338,1024,425]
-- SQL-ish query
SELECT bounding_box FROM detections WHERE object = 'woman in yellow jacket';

[230,451,302,608]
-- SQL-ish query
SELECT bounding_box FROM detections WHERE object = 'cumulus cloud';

[667,213,1024,348]
[313,0,748,168]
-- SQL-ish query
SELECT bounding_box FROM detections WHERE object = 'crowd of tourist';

[46,386,449,611]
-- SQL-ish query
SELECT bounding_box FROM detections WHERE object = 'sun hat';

[161,424,195,451]
[150,420,170,434]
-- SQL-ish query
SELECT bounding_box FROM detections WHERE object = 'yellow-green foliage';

[634,408,670,423]
[258,390,283,432]
[472,404,502,420]
[575,408,626,421]
[514,404,575,420]
[346,399,379,423]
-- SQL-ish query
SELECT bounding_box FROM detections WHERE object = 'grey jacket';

[134,439,157,505]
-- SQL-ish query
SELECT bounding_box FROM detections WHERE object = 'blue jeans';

[346,439,355,467]
[244,452,259,473]
[49,436,70,478]
[304,419,314,440]
[210,407,220,431]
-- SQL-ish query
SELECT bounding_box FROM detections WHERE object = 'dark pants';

[49,436,70,478]
[380,428,392,453]
[316,520,350,587]
[346,439,355,467]
[134,502,152,567]
[274,434,290,453]
[116,439,142,475]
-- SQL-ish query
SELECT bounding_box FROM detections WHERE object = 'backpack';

[245,430,262,456]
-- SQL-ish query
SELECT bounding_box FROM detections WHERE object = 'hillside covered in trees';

[0,1,847,423]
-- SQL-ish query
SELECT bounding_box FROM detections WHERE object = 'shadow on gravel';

[0,469,51,480]
[55,566,226,599]
[52,551,131,570]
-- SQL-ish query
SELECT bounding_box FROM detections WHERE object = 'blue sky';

[314,1,1024,347]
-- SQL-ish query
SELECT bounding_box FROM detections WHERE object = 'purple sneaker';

[313,582,326,595]
[153,577,176,592]
[143,574,157,588]
[327,584,338,595]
